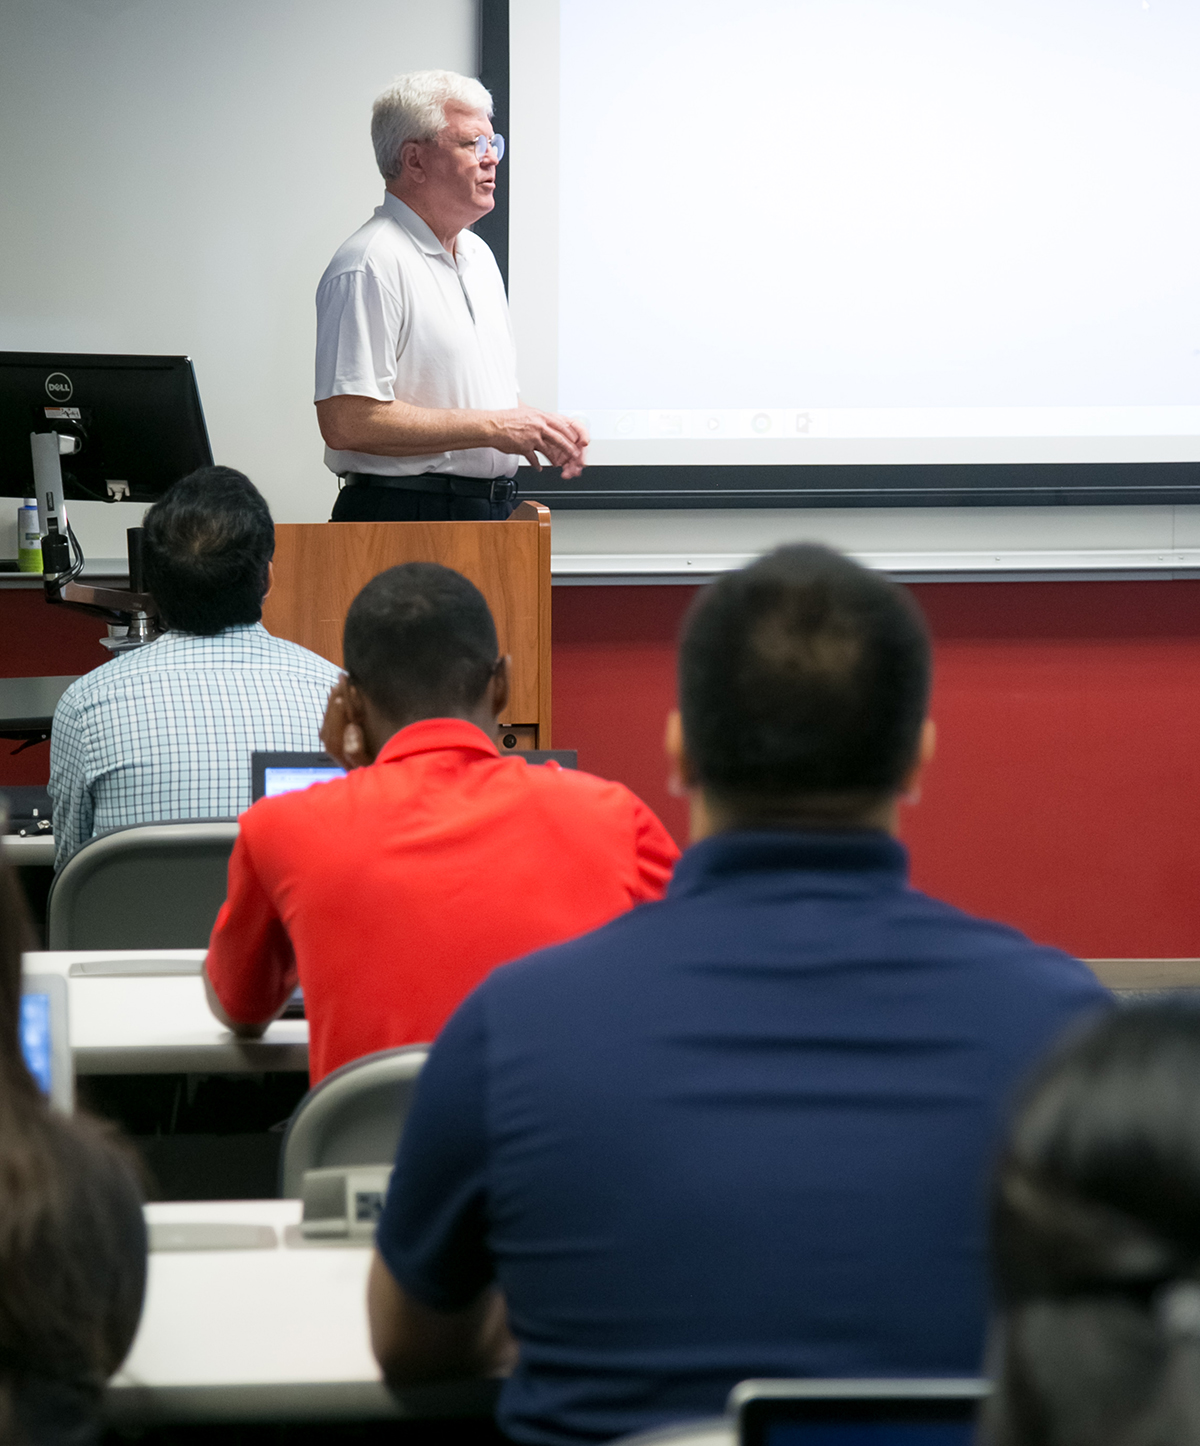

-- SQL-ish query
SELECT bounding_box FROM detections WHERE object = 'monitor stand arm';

[34,431,163,651]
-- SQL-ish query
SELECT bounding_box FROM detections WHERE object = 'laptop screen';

[262,765,346,798]
[251,748,578,802]
[737,1386,985,1446]
[20,990,52,1095]
[19,974,72,1111]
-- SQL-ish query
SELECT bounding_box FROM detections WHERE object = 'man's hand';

[490,406,589,479]
[321,678,369,770]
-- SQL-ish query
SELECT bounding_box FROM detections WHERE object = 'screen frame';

[20,973,74,1113]
[250,752,346,803]
[732,1380,990,1446]
[491,0,1200,510]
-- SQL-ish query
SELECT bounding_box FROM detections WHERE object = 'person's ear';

[321,674,372,770]
[399,139,425,184]
[664,710,696,798]
[343,679,368,727]
[340,679,385,766]
[262,559,274,603]
[900,718,937,805]
[487,657,510,720]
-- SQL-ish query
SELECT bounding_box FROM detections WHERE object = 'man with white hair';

[316,70,586,521]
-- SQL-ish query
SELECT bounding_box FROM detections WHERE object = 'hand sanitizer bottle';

[17,499,41,573]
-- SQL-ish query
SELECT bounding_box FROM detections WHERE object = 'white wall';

[0,0,475,561]
[550,505,1200,582]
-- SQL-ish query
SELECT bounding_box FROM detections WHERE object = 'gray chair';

[278,1044,429,1199]
[46,820,238,950]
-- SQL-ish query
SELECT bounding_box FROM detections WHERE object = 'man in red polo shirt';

[203,562,678,1082]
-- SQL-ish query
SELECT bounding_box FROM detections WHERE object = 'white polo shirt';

[314,193,519,480]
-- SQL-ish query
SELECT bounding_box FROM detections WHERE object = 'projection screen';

[497,0,1200,507]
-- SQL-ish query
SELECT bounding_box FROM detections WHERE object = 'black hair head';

[983,1004,1200,1446]
[678,542,931,822]
[342,562,499,724]
[996,1005,1200,1303]
[141,465,275,635]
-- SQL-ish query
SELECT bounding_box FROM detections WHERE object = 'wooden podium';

[261,500,553,749]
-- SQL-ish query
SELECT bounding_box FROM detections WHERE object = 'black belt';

[341,472,519,503]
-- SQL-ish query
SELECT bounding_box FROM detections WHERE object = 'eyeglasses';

[472,133,505,162]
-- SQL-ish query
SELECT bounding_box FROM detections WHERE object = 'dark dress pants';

[330,485,515,522]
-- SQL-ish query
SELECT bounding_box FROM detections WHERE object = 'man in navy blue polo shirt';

[367,543,1109,1446]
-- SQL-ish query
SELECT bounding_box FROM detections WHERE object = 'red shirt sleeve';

[205,826,297,1024]
[629,799,681,902]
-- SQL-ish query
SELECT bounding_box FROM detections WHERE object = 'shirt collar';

[374,717,501,766]
[667,828,910,901]
[380,192,466,267]
[155,621,265,646]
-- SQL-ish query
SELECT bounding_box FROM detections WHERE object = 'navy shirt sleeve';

[375,989,495,1311]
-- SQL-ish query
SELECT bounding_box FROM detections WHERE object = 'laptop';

[20,972,73,1112]
[251,747,578,803]
[731,1380,989,1446]
[251,752,346,803]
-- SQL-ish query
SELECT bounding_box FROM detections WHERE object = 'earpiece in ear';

[343,723,365,763]
[667,770,690,800]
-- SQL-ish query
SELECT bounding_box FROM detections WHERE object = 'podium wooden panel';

[261,501,552,748]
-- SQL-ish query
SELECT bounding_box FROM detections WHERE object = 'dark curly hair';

[343,562,499,723]
[142,465,275,635]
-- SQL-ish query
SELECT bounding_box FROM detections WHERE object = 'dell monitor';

[0,351,213,510]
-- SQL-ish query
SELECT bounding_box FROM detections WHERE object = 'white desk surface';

[618,1424,731,1446]
[108,1199,497,1425]
[16,947,1195,1081]
[24,950,309,1075]
[112,1199,384,1422]
[2,834,55,866]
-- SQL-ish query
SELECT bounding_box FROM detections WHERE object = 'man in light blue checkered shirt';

[49,467,340,870]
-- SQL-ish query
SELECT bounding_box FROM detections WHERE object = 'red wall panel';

[902,582,1200,958]
[553,580,1200,960]
[0,590,108,786]
[552,586,695,846]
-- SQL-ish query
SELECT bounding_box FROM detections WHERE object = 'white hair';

[371,70,494,181]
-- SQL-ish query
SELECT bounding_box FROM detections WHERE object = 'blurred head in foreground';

[0,852,146,1443]
[670,542,935,837]
[985,1003,1200,1446]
